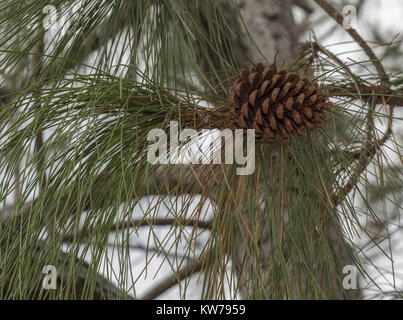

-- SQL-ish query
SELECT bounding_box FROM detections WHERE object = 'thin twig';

[313,0,395,207]
[38,241,135,299]
[303,41,360,84]
[326,84,403,106]
[313,0,390,89]
[61,218,213,243]
[109,218,213,232]
[140,256,206,300]
[333,98,394,206]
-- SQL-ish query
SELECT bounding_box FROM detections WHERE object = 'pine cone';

[231,63,332,142]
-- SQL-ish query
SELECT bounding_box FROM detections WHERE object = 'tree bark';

[239,0,297,64]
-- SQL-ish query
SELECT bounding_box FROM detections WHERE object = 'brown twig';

[313,0,390,89]
[61,218,213,243]
[303,41,360,84]
[140,256,205,300]
[313,0,395,208]
[38,241,134,299]
[333,98,394,206]
[109,218,213,232]
[326,84,403,106]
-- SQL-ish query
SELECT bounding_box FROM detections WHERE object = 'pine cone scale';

[231,63,333,142]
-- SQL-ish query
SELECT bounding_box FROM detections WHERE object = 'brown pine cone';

[231,62,332,142]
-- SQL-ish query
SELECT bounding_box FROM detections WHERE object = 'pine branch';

[313,0,390,89]
[42,10,133,82]
[61,218,213,243]
[333,101,393,206]
[74,163,221,213]
[302,41,360,83]
[0,220,134,299]
[327,84,403,106]
[312,1,395,209]
[108,218,213,232]
[31,242,134,299]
